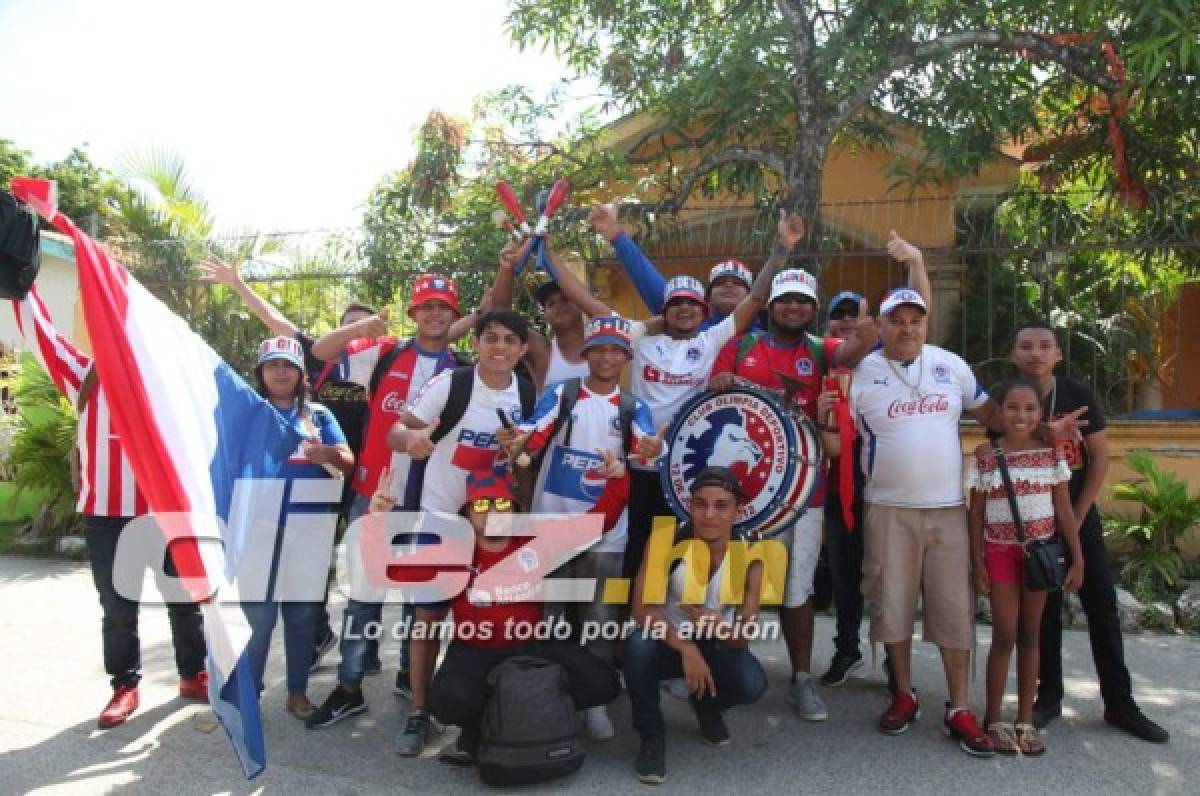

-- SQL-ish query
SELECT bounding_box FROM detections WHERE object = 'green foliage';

[6,354,80,538]
[360,88,629,313]
[1106,450,1200,596]
[507,1,1198,211]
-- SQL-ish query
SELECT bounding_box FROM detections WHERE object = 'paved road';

[2,554,1197,795]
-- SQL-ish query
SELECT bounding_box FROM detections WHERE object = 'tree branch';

[665,147,789,210]
[825,29,1120,136]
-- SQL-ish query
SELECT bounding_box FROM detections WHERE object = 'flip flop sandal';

[987,721,1019,756]
[1015,722,1046,757]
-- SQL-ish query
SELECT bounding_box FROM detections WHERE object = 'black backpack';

[477,656,585,786]
[0,190,41,300]
[428,365,536,444]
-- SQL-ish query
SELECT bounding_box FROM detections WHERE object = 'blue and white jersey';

[519,381,659,553]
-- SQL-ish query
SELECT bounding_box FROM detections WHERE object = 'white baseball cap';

[768,268,819,305]
[879,288,928,315]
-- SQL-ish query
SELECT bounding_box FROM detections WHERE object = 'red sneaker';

[943,704,996,757]
[98,685,139,729]
[879,690,920,735]
[179,671,209,702]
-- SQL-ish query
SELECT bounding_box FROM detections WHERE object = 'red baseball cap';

[409,274,461,317]
[465,469,515,503]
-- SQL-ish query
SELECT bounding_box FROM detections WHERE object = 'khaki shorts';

[861,503,973,650]
[772,507,823,608]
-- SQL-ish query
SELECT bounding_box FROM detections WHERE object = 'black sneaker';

[820,651,864,687]
[690,700,730,747]
[393,669,412,700]
[635,735,667,785]
[1104,707,1170,743]
[305,685,367,729]
[309,628,336,673]
[1032,698,1061,730]
[396,710,430,756]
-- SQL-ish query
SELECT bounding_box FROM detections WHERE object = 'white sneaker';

[583,705,615,741]
[787,673,828,721]
[661,678,690,702]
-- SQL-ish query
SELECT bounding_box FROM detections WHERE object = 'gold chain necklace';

[886,352,924,400]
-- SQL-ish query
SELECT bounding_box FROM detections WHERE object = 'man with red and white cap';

[587,203,765,332]
[708,267,876,722]
[497,315,664,739]
[307,273,470,725]
[552,211,803,583]
[852,287,1000,758]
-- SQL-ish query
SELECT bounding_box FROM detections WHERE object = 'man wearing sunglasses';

[421,469,624,765]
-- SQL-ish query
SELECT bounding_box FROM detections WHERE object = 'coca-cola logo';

[887,393,950,418]
[380,391,405,414]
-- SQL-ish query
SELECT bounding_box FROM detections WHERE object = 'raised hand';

[499,238,533,271]
[405,417,438,460]
[495,426,532,460]
[598,447,626,480]
[854,311,879,348]
[637,423,669,464]
[587,203,621,241]
[196,258,241,287]
[777,208,806,251]
[355,306,389,339]
[369,466,397,514]
[886,229,922,265]
[1043,406,1089,443]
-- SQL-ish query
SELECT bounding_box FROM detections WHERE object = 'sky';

[0,0,576,233]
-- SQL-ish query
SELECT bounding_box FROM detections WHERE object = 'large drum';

[660,386,823,539]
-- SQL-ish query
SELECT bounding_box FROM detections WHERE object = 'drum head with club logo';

[660,386,822,539]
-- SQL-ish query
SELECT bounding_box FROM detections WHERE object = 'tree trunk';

[785,131,829,274]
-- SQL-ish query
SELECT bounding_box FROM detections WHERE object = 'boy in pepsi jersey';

[498,316,666,739]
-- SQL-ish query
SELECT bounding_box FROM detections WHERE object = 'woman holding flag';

[241,336,354,721]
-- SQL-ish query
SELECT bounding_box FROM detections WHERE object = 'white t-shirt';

[851,345,988,508]
[543,337,590,389]
[407,368,524,513]
[629,315,737,443]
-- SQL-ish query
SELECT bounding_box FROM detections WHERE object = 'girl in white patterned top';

[967,378,1084,757]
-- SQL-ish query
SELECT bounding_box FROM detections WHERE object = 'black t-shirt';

[296,332,368,457]
[1044,376,1106,502]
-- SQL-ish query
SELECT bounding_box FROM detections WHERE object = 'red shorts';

[983,542,1024,585]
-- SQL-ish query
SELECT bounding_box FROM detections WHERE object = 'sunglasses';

[470,498,513,513]
[829,306,859,320]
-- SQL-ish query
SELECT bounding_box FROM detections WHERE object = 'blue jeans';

[243,523,318,695]
[336,494,415,684]
[623,630,768,739]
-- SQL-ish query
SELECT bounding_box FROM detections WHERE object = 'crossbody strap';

[992,446,1027,546]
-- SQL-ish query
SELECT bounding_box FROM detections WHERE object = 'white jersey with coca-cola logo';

[629,316,736,471]
[851,345,987,507]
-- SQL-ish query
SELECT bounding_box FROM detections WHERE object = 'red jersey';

[712,331,841,506]
[343,336,461,497]
[401,539,545,648]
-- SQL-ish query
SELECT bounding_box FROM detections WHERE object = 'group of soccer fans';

[15,204,1168,786]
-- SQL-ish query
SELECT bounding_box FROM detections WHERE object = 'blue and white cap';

[879,287,927,315]
[663,275,708,309]
[256,336,305,370]
[581,316,633,354]
[708,259,753,291]
[768,268,819,305]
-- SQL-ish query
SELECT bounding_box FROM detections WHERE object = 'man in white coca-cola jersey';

[849,288,1002,758]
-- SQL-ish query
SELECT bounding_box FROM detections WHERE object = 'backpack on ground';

[477,656,585,786]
